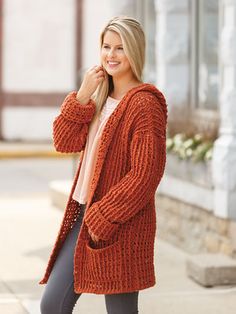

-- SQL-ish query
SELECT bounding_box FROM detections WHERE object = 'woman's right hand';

[76,65,105,104]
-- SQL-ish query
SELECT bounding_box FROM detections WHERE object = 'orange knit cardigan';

[39,83,168,294]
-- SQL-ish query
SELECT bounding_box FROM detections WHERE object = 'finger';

[96,72,105,79]
[97,68,105,73]
[94,75,105,83]
[89,230,95,240]
[95,76,105,83]
[94,66,103,72]
[88,65,98,72]
[88,228,99,242]
[88,228,92,237]
[92,233,99,242]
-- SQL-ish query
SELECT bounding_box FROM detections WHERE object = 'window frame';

[136,0,156,84]
[189,0,219,135]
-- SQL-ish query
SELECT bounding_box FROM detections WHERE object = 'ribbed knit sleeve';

[84,92,167,240]
[52,91,96,153]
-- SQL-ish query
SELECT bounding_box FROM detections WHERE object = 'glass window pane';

[143,0,156,83]
[197,0,219,110]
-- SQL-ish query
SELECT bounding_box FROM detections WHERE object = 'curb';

[0,141,82,159]
[0,151,75,159]
[0,150,77,159]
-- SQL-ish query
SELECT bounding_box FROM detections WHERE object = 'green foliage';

[166,133,213,162]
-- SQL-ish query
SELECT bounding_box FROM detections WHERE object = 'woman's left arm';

[84,93,167,241]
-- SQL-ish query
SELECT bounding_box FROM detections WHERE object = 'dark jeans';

[40,203,139,314]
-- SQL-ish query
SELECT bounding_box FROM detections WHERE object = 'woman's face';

[101,30,133,79]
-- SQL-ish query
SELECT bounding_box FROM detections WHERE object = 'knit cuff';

[61,91,96,123]
[84,202,120,241]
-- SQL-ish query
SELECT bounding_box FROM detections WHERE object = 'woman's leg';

[104,291,139,314]
[40,203,86,314]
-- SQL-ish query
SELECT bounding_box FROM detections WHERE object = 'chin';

[108,69,123,76]
[106,70,117,77]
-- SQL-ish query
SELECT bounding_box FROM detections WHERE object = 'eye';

[118,47,123,50]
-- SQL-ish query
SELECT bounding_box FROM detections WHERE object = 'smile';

[107,61,120,65]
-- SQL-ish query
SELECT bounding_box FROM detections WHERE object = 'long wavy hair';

[90,15,146,124]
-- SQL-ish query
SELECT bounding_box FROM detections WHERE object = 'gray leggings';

[40,203,139,314]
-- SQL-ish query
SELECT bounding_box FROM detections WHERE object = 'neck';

[111,74,142,99]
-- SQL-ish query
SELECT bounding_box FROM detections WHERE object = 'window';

[110,0,156,83]
[136,0,156,83]
[191,0,219,110]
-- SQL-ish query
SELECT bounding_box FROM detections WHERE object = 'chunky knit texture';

[39,83,168,294]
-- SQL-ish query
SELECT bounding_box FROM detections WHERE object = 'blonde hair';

[90,15,146,123]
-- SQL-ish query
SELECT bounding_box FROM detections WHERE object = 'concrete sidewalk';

[0,196,236,314]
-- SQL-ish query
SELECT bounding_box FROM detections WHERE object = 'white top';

[72,96,121,204]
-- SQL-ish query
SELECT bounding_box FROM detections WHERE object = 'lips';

[107,61,120,68]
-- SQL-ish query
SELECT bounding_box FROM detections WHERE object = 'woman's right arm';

[53,64,105,153]
[52,91,96,153]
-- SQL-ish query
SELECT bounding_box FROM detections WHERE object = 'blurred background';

[0,0,236,313]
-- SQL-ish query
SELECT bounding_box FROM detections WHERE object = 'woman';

[39,15,167,314]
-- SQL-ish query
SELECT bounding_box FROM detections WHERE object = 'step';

[186,253,236,287]
[49,180,72,209]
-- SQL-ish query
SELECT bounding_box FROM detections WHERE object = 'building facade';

[0,0,81,140]
[154,0,236,258]
[0,0,235,257]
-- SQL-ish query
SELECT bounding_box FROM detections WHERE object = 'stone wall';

[156,194,236,259]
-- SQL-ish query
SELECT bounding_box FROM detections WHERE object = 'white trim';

[190,0,199,109]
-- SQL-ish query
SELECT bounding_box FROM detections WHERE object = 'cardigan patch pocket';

[84,238,122,281]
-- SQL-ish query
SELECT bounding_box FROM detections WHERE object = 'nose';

[107,48,116,58]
